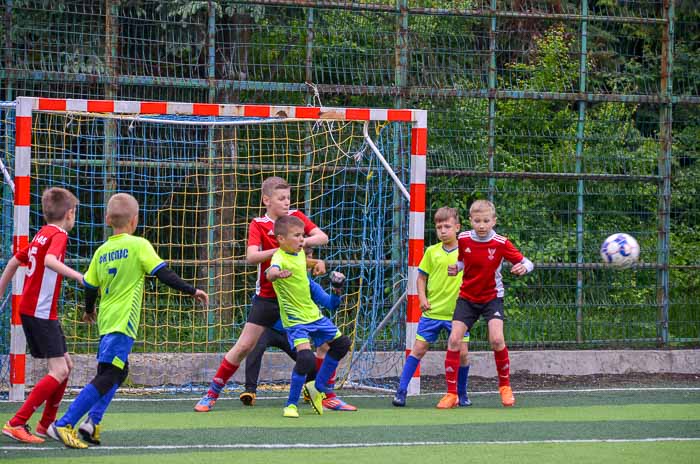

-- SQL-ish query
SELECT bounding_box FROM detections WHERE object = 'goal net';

[1,97,427,399]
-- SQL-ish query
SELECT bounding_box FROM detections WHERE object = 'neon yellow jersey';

[84,233,165,338]
[269,249,322,328]
[418,242,462,321]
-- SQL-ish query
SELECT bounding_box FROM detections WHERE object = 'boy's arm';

[510,257,534,276]
[417,271,430,311]
[246,245,277,265]
[82,285,98,323]
[0,256,21,297]
[504,240,534,276]
[154,266,209,306]
[309,277,341,311]
[266,265,291,282]
[302,227,328,248]
[45,254,83,284]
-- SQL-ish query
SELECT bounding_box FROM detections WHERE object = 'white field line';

[1,386,698,403]
[2,437,699,452]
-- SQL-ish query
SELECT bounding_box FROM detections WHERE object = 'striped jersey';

[247,210,317,298]
[15,224,69,320]
[456,230,527,303]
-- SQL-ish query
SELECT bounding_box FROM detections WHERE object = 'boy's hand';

[193,289,209,306]
[419,297,431,312]
[82,312,96,324]
[330,271,345,295]
[312,259,326,276]
[510,263,527,276]
[447,264,459,276]
[278,270,292,279]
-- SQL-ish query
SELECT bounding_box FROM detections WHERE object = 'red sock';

[494,346,510,387]
[208,358,238,398]
[39,379,68,429]
[9,375,60,426]
[444,349,460,394]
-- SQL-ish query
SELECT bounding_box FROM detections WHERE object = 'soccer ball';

[600,233,640,268]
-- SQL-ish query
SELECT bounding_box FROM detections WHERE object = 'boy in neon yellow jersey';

[49,193,208,448]
[266,215,351,417]
[392,207,471,409]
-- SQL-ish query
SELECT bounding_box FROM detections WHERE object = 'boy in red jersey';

[0,187,83,443]
[195,176,329,412]
[443,199,534,408]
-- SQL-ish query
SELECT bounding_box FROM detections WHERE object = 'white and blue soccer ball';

[600,233,640,268]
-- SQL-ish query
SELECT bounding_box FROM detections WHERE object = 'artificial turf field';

[1,388,699,463]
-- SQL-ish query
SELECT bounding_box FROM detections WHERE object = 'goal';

[3,97,427,399]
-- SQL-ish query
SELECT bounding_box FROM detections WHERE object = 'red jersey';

[247,210,317,298]
[456,230,525,303]
[15,224,69,320]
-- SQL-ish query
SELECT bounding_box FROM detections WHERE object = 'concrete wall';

[11,349,700,387]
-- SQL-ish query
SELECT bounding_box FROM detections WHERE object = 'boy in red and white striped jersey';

[1,187,83,443]
[444,199,534,407]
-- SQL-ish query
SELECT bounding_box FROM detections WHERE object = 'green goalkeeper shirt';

[417,241,463,321]
[83,233,165,338]
[269,249,323,328]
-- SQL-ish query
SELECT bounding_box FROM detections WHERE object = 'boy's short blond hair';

[469,199,496,217]
[42,187,79,223]
[434,206,460,224]
[262,176,290,197]
[107,193,139,228]
[274,214,304,237]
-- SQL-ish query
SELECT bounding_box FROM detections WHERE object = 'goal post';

[6,96,427,399]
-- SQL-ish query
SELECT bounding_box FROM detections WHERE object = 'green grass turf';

[1,389,699,463]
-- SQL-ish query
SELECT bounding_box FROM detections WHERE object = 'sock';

[55,384,101,428]
[444,350,460,394]
[286,370,306,407]
[9,375,61,427]
[39,379,68,429]
[315,356,339,394]
[88,383,119,425]
[494,346,511,387]
[457,365,470,397]
[207,358,238,399]
[398,355,420,392]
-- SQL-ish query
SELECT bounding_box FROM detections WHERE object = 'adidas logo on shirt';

[464,247,471,253]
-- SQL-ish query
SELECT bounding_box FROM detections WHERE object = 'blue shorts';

[97,333,134,369]
[416,316,470,343]
[286,317,341,348]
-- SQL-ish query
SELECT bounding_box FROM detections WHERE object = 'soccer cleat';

[322,397,357,411]
[48,423,89,449]
[302,389,311,403]
[78,417,101,445]
[239,391,256,406]
[34,422,49,438]
[303,381,325,415]
[499,385,515,407]
[458,393,472,407]
[194,394,217,412]
[436,393,459,409]
[2,422,45,444]
[392,389,407,407]
[282,404,299,418]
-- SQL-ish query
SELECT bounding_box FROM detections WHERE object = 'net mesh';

[7,110,412,390]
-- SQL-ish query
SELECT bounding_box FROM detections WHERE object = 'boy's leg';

[241,329,272,404]
[488,317,514,407]
[438,321,468,409]
[457,341,471,407]
[393,339,428,407]
[285,346,314,418]
[38,353,73,431]
[196,296,279,411]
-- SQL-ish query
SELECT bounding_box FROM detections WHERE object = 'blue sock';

[88,383,118,425]
[457,365,470,397]
[287,370,306,407]
[398,355,420,392]
[315,356,340,393]
[55,384,101,427]
[208,380,224,397]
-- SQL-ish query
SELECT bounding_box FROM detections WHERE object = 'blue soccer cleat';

[392,389,407,407]
[458,393,472,407]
